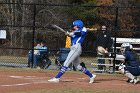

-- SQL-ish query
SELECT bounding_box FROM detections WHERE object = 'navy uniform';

[119,45,140,84]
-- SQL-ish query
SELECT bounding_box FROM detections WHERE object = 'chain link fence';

[0,3,139,73]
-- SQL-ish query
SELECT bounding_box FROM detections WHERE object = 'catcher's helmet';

[72,19,84,29]
[120,43,133,53]
[121,43,133,49]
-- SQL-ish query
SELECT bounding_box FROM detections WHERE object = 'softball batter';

[48,19,96,83]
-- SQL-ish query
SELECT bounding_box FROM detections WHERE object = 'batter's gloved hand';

[65,31,69,35]
[65,31,74,36]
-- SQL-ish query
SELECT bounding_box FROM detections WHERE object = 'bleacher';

[112,37,140,51]
[91,37,140,73]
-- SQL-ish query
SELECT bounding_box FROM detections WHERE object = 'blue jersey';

[71,27,87,46]
[125,51,140,67]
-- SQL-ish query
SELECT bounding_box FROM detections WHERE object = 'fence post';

[31,4,36,68]
[113,7,119,73]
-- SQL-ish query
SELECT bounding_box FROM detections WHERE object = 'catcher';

[48,19,96,83]
[119,43,140,84]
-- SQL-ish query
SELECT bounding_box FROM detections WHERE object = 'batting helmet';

[72,19,84,29]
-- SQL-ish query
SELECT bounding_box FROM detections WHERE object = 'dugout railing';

[0,2,139,73]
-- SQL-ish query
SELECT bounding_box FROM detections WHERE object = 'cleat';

[126,78,131,83]
[48,78,60,83]
[133,78,139,84]
[129,79,134,83]
[36,66,41,69]
[89,74,96,83]
[126,78,135,83]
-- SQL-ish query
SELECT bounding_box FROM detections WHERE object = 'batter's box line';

[9,75,48,80]
[0,81,50,87]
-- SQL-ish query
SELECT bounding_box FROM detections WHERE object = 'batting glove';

[65,31,74,36]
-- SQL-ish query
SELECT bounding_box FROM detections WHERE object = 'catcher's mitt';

[97,46,108,55]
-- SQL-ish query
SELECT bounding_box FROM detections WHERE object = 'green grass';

[0,56,27,63]
[0,56,99,67]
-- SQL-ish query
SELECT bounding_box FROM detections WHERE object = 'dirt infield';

[0,68,140,93]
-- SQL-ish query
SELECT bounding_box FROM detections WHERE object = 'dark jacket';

[96,31,112,49]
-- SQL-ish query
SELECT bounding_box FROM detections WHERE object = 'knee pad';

[125,72,135,80]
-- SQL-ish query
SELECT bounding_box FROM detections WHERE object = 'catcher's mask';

[120,43,133,53]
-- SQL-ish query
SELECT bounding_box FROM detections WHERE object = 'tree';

[65,0,98,27]
[96,0,139,37]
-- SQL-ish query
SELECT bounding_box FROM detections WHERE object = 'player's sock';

[55,66,68,78]
[81,67,93,78]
